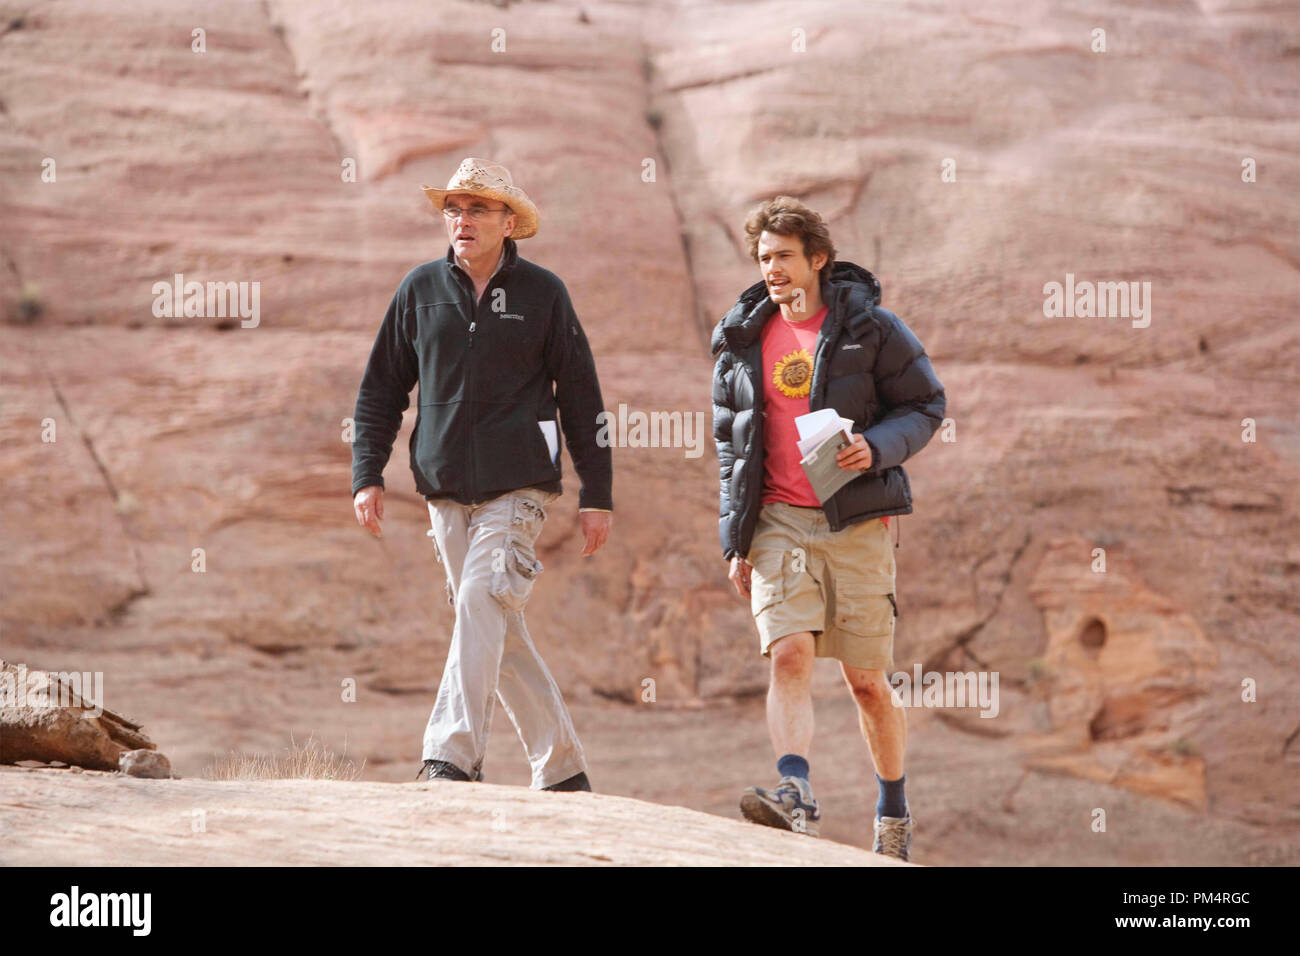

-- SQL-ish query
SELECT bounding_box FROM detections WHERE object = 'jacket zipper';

[461,273,478,502]
[452,244,515,506]
[809,294,842,528]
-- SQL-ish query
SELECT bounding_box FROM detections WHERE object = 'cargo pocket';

[489,493,549,612]
[511,493,548,530]
[834,588,895,639]
[749,550,786,619]
[490,538,544,612]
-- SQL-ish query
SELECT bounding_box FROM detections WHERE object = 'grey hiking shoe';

[873,813,915,861]
[739,776,821,837]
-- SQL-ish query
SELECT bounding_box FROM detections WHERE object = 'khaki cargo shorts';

[746,501,897,671]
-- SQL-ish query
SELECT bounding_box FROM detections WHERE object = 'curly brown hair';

[743,196,837,280]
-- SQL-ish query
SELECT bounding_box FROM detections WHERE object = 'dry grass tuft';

[204,734,365,781]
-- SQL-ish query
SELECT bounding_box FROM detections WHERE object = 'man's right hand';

[729,555,752,599]
[354,485,384,538]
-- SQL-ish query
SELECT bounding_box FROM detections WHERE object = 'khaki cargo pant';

[422,486,587,789]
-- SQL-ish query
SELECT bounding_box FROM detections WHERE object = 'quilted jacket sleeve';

[860,307,946,474]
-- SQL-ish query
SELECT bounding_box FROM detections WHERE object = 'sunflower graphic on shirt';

[772,348,813,398]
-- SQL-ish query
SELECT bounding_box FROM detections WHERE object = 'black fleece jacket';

[350,238,613,510]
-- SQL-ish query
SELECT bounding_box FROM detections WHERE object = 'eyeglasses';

[442,204,511,222]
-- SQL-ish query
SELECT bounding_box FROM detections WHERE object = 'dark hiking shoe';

[416,759,471,782]
[543,771,592,792]
[739,776,821,837]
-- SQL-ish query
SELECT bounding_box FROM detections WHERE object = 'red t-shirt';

[759,304,888,527]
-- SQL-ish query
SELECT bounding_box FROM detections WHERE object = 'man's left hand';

[836,432,873,472]
[579,511,612,556]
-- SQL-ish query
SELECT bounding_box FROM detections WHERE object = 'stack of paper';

[795,409,855,457]
[795,409,859,504]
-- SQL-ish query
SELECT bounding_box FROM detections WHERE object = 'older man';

[351,158,612,791]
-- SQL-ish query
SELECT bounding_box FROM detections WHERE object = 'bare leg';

[841,664,906,780]
[767,632,816,757]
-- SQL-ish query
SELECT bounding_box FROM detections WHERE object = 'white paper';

[794,409,854,458]
[538,420,559,464]
[795,408,841,442]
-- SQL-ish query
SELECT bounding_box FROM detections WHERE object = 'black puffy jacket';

[710,261,946,561]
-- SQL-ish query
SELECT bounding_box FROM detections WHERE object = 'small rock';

[69,766,83,774]
[119,749,172,779]
[48,760,68,768]
[15,760,46,768]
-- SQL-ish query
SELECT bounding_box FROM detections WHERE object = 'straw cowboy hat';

[421,158,540,239]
